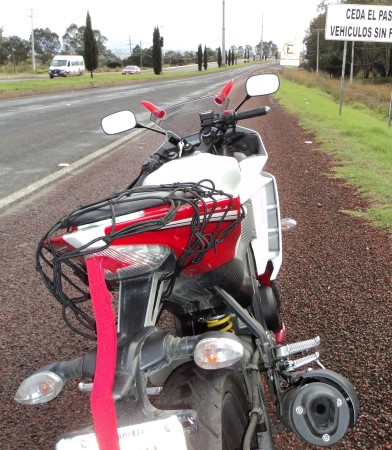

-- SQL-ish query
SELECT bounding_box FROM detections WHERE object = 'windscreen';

[51,60,67,67]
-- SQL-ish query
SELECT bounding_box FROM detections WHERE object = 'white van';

[48,55,85,78]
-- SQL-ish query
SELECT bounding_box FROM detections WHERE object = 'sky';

[0,0,322,54]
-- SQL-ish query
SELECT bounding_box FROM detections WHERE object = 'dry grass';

[281,68,391,118]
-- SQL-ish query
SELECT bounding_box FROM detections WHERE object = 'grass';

[276,73,392,234]
[281,68,392,119]
[0,63,250,93]
[0,70,197,92]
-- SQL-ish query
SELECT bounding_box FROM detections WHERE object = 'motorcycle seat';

[61,196,166,229]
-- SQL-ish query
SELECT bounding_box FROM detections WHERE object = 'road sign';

[326,4,392,43]
[280,41,300,67]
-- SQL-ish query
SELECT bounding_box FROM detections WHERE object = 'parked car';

[122,65,141,75]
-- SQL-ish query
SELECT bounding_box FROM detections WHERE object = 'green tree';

[183,51,195,62]
[92,30,111,67]
[123,44,140,66]
[152,26,162,75]
[245,45,253,59]
[63,22,110,68]
[217,47,222,67]
[261,41,278,60]
[4,36,30,68]
[0,27,8,65]
[62,24,83,55]
[303,0,392,78]
[197,44,202,71]
[32,28,60,64]
[124,45,154,67]
[83,11,98,78]
[203,45,208,70]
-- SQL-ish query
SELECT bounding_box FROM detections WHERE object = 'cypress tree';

[217,47,222,68]
[197,44,202,71]
[203,45,208,70]
[152,27,162,75]
[83,11,98,78]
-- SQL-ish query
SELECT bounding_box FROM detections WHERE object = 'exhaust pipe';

[281,369,359,447]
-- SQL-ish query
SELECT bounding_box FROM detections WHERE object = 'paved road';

[0,63,275,205]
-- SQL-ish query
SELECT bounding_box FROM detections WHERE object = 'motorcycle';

[15,73,358,450]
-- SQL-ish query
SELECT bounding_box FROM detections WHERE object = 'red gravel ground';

[0,79,390,449]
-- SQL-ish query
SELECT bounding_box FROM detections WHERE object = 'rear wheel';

[155,362,255,450]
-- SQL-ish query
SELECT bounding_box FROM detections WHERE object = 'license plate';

[56,416,188,450]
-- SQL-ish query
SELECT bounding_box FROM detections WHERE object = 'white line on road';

[0,129,144,211]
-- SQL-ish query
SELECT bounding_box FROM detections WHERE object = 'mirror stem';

[234,94,251,112]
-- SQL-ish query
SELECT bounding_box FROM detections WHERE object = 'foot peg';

[275,336,320,358]
[286,352,320,371]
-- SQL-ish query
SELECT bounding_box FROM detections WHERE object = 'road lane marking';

[0,129,144,211]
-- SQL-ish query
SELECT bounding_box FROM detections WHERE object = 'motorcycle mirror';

[246,73,280,97]
[101,110,137,135]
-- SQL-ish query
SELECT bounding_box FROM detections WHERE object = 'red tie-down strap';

[86,256,120,450]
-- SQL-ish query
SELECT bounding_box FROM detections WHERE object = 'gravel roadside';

[0,80,390,449]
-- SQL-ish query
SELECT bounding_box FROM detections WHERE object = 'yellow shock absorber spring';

[206,314,234,333]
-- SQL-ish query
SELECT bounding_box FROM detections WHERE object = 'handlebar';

[234,106,270,121]
[222,106,270,127]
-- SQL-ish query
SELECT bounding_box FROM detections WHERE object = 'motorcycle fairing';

[142,153,242,195]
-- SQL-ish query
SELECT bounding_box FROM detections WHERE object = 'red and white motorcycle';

[15,73,358,450]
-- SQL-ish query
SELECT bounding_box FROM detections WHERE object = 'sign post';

[326,4,392,116]
[280,41,300,67]
[339,41,348,116]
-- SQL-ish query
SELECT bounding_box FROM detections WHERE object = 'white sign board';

[280,41,300,67]
[326,4,392,42]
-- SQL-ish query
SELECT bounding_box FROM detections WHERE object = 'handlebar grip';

[235,106,270,121]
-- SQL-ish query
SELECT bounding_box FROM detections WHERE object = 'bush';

[106,61,122,69]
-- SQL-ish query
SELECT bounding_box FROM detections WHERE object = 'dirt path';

[0,80,390,449]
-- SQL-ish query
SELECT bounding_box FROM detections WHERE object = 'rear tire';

[155,362,255,450]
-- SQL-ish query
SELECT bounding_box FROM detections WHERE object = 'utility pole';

[260,13,263,61]
[316,29,320,74]
[140,41,143,68]
[28,9,36,71]
[128,36,132,55]
[159,26,164,74]
[222,0,226,66]
[315,29,324,75]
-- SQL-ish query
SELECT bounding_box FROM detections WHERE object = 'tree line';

[0,14,278,75]
[0,16,119,70]
[304,0,392,78]
[3,2,391,80]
